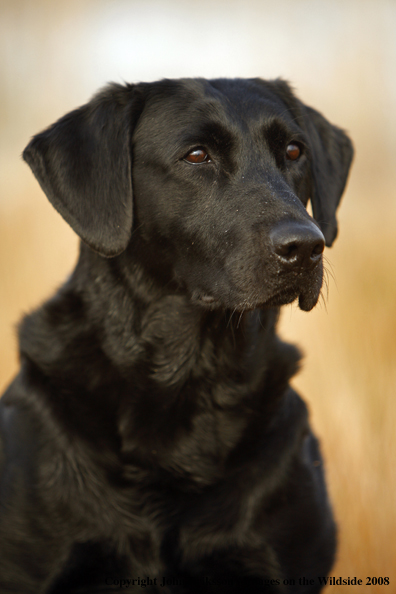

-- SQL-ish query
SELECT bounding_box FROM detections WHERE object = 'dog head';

[23,78,353,312]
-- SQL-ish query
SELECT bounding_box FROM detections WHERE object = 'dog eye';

[184,148,212,164]
[286,143,301,161]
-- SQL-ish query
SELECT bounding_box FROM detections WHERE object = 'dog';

[0,78,353,593]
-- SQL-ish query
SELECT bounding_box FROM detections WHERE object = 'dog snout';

[270,222,325,269]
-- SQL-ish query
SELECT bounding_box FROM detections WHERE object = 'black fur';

[0,78,353,593]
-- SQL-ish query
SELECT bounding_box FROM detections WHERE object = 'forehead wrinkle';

[179,119,237,149]
[152,95,243,159]
[249,106,307,148]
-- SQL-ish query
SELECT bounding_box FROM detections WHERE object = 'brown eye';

[184,148,211,164]
[286,143,301,161]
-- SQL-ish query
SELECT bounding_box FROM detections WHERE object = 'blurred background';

[1,0,395,590]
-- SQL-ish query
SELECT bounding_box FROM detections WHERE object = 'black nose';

[270,222,325,268]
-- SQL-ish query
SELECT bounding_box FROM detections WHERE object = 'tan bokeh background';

[1,0,395,590]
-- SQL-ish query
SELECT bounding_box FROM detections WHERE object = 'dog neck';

[79,243,291,383]
[18,243,301,475]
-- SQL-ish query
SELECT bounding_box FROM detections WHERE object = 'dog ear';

[23,84,143,257]
[302,105,354,246]
[264,79,354,246]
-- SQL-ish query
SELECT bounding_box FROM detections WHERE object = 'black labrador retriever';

[0,78,353,593]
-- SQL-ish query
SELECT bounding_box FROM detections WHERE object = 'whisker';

[237,308,245,329]
[322,269,330,300]
[319,290,328,313]
[323,256,337,286]
[227,307,238,328]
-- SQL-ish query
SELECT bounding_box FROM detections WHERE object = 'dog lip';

[266,286,320,311]
[298,291,320,312]
[260,290,299,309]
[230,283,320,312]
[225,290,299,312]
[194,276,321,311]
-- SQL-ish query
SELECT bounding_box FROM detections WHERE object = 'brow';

[179,120,236,152]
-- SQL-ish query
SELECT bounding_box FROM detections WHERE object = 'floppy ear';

[302,105,354,246]
[23,83,143,257]
[264,79,354,246]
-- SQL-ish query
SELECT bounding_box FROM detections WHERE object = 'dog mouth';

[261,288,320,312]
[237,287,319,312]
[190,260,324,313]
[194,286,320,312]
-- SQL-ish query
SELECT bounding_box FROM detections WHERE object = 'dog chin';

[259,289,320,312]
[298,290,322,312]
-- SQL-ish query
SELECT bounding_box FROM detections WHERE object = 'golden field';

[1,0,395,591]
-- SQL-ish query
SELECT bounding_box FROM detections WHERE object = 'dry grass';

[0,190,78,387]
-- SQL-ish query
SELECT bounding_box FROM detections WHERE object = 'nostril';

[312,240,325,257]
[277,241,299,260]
